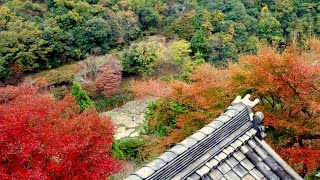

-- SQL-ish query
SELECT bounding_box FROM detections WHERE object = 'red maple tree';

[94,59,122,97]
[0,84,121,179]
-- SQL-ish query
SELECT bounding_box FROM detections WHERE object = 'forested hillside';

[1,0,319,82]
[1,0,320,179]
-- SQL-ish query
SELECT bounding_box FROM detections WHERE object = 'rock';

[101,98,155,139]
[130,132,140,137]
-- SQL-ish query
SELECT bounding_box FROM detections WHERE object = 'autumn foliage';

[131,79,172,99]
[228,44,320,175]
[0,84,121,178]
[142,42,320,175]
[95,59,122,97]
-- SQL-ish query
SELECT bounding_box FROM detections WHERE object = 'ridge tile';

[157,151,177,163]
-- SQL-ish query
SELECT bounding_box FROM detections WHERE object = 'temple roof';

[126,95,303,180]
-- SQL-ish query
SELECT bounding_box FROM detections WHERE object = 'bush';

[0,84,121,178]
[122,42,160,76]
[131,79,172,99]
[94,58,122,97]
[112,138,145,160]
[94,93,131,112]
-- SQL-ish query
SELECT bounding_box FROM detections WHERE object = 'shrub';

[0,85,121,178]
[94,93,131,112]
[131,79,172,99]
[122,42,160,76]
[95,58,122,97]
[70,81,94,112]
[112,138,145,160]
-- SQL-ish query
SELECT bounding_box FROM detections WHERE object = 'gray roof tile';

[223,146,235,156]
[264,173,280,180]
[247,139,257,149]
[242,174,256,180]
[208,145,220,156]
[252,152,263,162]
[206,158,219,169]
[249,168,264,179]
[125,175,142,180]
[168,144,188,155]
[231,140,243,150]
[233,163,248,178]
[233,151,246,161]
[240,145,250,154]
[188,172,201,180]
[179,138,198,148]
[246,128,257,137]
[253,144,268,159]
[240,159,255,171]
[199,126,216,135]
[214,155,223,162]
[208,169,223,179]
[224,109,239,118]
[239,134,250,143]
[177,152,211,178]
[220,177,227,180]
[134,167,154,179]
[145,158,166,171]
[207,120,224,129]
[157,151,177,162]
[217,162,232,174]
[196,165,211,177]
[171,175,182,180]
[216,152,228,161]
[256,161,271,172]
[225,170,241,180]
[189,132,207,142]
[225,156,239,168]
[230,103,247,112]
[249,128,258,135]
[203,175,212,180]
[215,114,231,123]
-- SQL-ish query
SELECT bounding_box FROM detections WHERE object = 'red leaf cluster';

[279,148,320,175]
[94,59,122,97]
[0,85,121,179]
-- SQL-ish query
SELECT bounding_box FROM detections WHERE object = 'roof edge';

[254,137,303,180]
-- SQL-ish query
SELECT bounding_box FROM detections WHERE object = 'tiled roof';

[126,95,303,180]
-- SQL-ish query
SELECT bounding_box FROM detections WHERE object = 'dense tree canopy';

[1,0,320,81]
[0,84,121,178]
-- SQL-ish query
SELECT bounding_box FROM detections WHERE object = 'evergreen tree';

[70,81,94,113]
[190,29,207,56]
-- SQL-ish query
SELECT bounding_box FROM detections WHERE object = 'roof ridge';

[128,98,256,179]
[126,95,302,180]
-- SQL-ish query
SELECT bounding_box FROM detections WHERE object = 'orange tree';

[229,43,320,175]
[0,84,121,179]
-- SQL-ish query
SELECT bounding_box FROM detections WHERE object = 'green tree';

[258,6,284,45]
[164,11,197,40]
[70,81,94,113]
[317,14,320,34]
[170,40,192,66]
[109,10,141,45]
[122,42,159,76]
[137,7,159,30]
[0,7,52,80]
[190,29,208,56]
